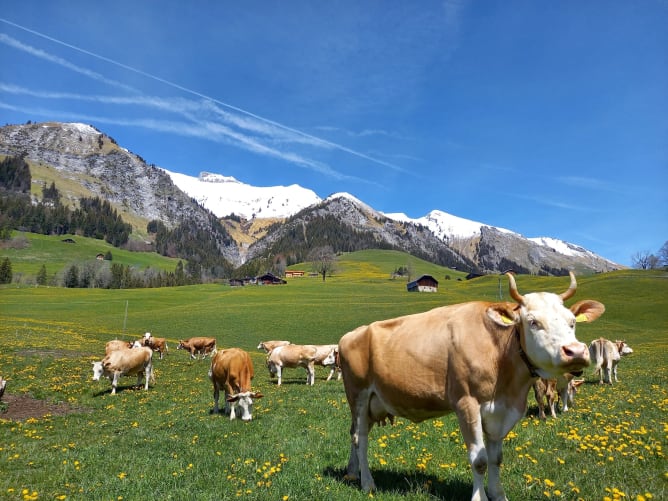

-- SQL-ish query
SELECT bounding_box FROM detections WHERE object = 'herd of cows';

[82,272,636,501]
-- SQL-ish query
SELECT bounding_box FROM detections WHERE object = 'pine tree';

[0,257,12,284]
[36,264,48,286]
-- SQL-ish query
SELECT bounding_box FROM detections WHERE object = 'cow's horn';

[507,272,524,304]
[559,271,577,301]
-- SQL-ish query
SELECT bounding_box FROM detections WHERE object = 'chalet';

[406,274,438,293]
[285,270,305,278]
[257,273,287,285]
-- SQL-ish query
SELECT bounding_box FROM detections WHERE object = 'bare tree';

[307,245,337,282]
[658,241,668,267]
[631,250,656,270]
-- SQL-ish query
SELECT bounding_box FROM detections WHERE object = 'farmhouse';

[285,270,305,278]
[257,273,287,285]
[406,274,438,293]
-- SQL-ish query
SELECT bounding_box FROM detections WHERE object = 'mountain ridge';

[0,121,622,275]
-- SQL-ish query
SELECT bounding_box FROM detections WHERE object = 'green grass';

[0,266,666,501]
[1,232,182,280]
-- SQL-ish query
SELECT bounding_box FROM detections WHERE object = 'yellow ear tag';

[500,315,515,325]
[575,313,589,323]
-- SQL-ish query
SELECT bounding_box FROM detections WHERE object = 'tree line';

[0,155,132,246]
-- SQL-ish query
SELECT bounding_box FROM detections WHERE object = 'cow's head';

[144,332,151,340]
[616,340,633,356]
[91,361,105,381]
[488,272,605,379]
[227,391,264,421]
[322,347,338,367]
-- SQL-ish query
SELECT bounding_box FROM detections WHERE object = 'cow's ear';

[570,300,605,323]
[572,379,585,387]
[486,304,518,327]
[252,392,264,399]
[226,395,240,403]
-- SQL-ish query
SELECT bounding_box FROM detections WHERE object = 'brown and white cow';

[533,375,585,419]
[209,348,263,421]
[177,337,217,360]
[257,340,291,353]
[589,338,633,384]
[92,346,153,395]
[105,339,133,355]
[266,344,317,385]
[314,344,341,381]
[140,332,168,360]
[338,272,604,501]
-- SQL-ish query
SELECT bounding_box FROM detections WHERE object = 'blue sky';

[1,1,666,267]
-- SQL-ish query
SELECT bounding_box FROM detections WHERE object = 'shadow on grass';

[92,384,151,397]
[323,465,471,500]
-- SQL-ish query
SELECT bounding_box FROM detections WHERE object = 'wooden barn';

[257,273,287,285]
[406,274,439,293]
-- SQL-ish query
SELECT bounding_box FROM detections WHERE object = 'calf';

[92,346,153,395]
[339,272,604,500]
[533,375,584,419]
[177,337,217,360]
[141,332,168,360]
[257,340,291,353]
[266,344,317,385]
[209,348,263,421]
[589,338,633,384]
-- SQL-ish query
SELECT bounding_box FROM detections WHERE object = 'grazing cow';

[533,375,585,419]
[266,344,318,385]
[257,340,291,353]
[92,346,153,395]
[338,272,604,500]
[314,344,341,381]
[105,339,133,355]
[140,332,168,360]
[177,337,217,360]
[589,338,633,384]
[209,348,263,421]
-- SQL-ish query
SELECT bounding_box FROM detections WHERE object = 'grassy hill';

[1,231,182,282]
[0,266,665,500]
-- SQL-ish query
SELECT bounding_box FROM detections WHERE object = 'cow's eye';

[529,318,542,330]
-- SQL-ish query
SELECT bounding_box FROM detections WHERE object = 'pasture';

[0,264,666,500]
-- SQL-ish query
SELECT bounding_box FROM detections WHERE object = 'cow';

[177,337,217,360]
[257,340,291,353]
[338,272,604,501]
[533,375,585,419]
[105,339,133,355]
[140,332,168,360]
[266,344,318,385]
[92,346,153,395]
[208,348,263,421]
[314,344,341,381]
[0,376,6,401]
[589,338,633,384]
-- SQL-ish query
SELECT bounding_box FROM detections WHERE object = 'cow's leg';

[111,373,120,395]
[486,438,508,501]
[212,384,220,414]
[306,361,315,385]
[136,371,143,389]
[346,391,376,492]
[326,367,334,381]
[533,383,546,420]
[144,362,152,390]
[612,361,619,382]
[604,361,613,384]
[276,366,282,386]
[456,397,490,501]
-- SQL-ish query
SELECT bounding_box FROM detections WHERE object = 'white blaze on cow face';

[91,361,104,381]
[227,391,262,421]
[518,292,586,377]
[322,347,337,367]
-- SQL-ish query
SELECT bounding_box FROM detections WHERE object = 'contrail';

[0,17,407,173]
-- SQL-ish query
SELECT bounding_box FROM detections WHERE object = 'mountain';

[0,121,622,275]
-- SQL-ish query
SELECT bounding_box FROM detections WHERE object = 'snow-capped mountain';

[164,170,321,219]
[0,121,622,273]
